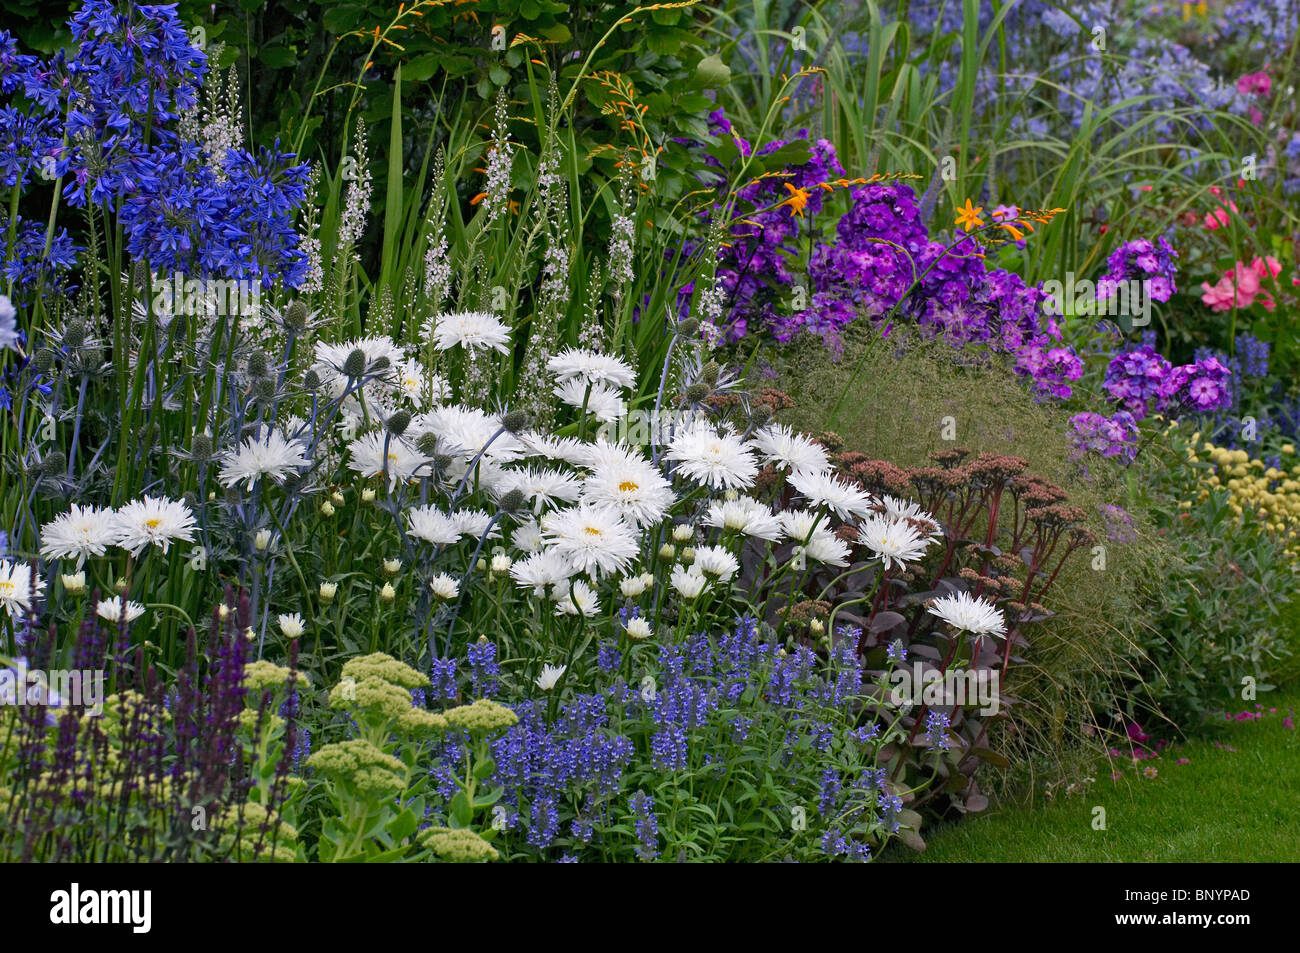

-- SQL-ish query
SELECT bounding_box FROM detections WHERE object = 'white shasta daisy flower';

[452,509,500,540]
[430,573,460,600]
[217,429,310,490]
[554,378,627,423]
[666,422,758,491]
[517,431,593,467]
[511,519,545,553]
[406,506,462,546]
[346,432,426,489]
[751,423,829,477]
[790,469,877,522]
[625,616,654,640]
[880,495,945,541]
[702,497,782,541]
[419,405,526,462]
[540,503,639,577]
[857,514,934,570]
[313,336,404,383]
[396,359,449,407]
[692,545,739,583]
[535,663,567,691]
[278,612,306,639]
[0,560,45,618]
[926,590,1007,638]
[430,310,510,353]
[496,466,583,513]
[546,347,636,390]
[509,550,575,596]
[778,510,850,567]
[669,564,708,599]
[95,596,147,624]
[555,579,601,618]
[39,504,118,566]
[114,497,198,557]
[581,454,675,527]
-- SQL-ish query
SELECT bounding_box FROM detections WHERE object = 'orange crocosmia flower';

[997,223,1025,241]
[954,198,985,232]
[778,182,811,218]
[469,192,488,205]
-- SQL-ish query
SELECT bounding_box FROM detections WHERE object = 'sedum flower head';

[420,826,499,862]
[443,698,519,736]
[242,659,304,694]
[307,739,407,798]
[341,652,429,690]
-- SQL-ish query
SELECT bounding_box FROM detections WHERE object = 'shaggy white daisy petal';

[554,378,627,423]
[582,455,675,527]
[39,504,118,566]
[217,429,310,490]
[670,564,708,599]
[346,432,427,489]
[540,503,639,578]
[419,405,526,462]
[278,612,306,639]
[702,497,782,541]
[555,579,601,618]
[857,514,934,571]
[881,495,944,540]
[546,347,636,390]
[779,510,849,567]
[430,311,510,353]
[397,359,450,407]
[790,469,878,522]
[96,596,147,624]
[625,617,654,640]
[517,431,593,467]
[692,544,739,583]
[406,506,462,546]
[430,573,460,600]
[313,336,404,384]
[800,533,850,568]
[496,466,583,513]
[0,560,45,618]
[114,497,198,557]
[927,590,1008,638]
[511,519,545,553]
[509,551,575,596]
[535,663,567,691]
[452,509,500,540]
[752,423,829,477]
[666,422,758,491]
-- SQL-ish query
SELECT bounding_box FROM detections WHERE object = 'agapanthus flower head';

[113,496,197,556]
[38,504,118,566]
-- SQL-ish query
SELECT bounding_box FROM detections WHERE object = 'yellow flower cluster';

[1191,441,1300,553]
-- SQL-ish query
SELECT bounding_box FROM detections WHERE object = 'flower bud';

[319,581,338,604]
[658,544,676,560]
[246,349,270,378]
[362,488,376,502]
[502,409,530,434]
[342,348,368,379]
[63,321,86,349]
[386,410,411,437]
[190,432,214,462]
[61,571,86,595]
[383,558,401,575]
[320,500,336,517]
[303,368,321,391]
[284,300,309,332]
[254,528,272,552]
[380,582,396,603]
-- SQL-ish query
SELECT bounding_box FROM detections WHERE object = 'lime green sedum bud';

[443,698,519,737]
[341,652,430,690]
[420,826,499,863]
[307,739,407,799]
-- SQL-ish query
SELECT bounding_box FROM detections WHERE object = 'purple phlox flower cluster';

[1069,410,1139,461]
[1103,345,1175,419]
[1097,237,1178,303]
[1166,354,1233,413]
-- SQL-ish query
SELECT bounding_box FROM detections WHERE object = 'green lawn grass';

[887,688,1300,863]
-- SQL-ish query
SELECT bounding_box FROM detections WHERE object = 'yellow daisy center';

[145,517,162,529]
[618,480,639,493]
